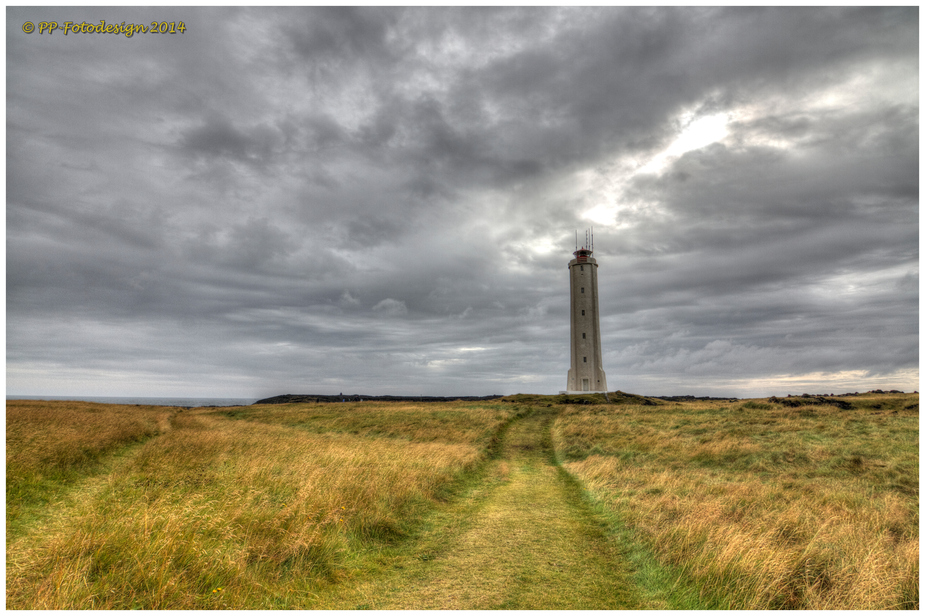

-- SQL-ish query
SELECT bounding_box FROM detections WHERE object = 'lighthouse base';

[560,390,609,395]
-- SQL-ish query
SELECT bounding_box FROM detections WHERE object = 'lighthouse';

[565,229,608,393]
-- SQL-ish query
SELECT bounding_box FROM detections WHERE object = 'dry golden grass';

[361,408,641,609]
[7,400,174,534]
[7,399,173,476]
[553,393,919,609]
[7,400,520,609]
[234,400,513,446]
[9,395,916,609]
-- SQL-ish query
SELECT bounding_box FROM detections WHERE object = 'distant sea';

[7,395,258,407]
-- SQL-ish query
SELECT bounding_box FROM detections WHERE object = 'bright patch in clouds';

[582,111,732,226]
[581,204,617,226]
[637,112,730,175]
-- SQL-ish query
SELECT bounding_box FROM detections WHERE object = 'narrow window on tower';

[581,310,585,316]
[580,265,583,271]
[582,333,586,339]
[583,357,587,363]
[581,287,585,293]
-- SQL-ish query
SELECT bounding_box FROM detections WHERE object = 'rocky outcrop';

[768,395,852,410]
[652,395,739,402]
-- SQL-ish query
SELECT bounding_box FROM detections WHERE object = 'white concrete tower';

[566,230,608,393]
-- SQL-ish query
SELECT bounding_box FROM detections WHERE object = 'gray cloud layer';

[7,7,918,398]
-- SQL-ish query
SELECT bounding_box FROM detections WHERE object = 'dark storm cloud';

[181,117,279,167]
[284,6,401,63]
[6,6,918,398]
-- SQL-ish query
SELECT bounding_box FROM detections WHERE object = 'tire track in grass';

[340,406,642,609]
[6,409,181,575]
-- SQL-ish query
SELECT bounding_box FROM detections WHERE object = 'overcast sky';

[6,6,919,399]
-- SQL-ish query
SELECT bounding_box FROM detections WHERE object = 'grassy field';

[553,392,919,609]
[6,393,918,609]
[7,400,175,537]
[7,400,525,609]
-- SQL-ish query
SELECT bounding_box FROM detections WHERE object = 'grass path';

[6,409,180,579]
[326,407,642,609]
